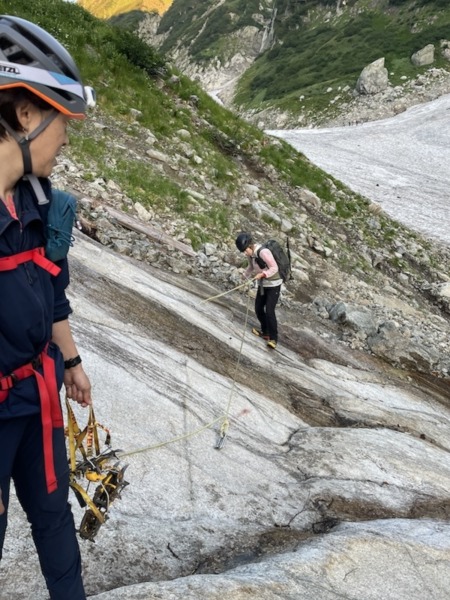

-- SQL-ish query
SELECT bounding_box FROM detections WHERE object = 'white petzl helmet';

[0,14,95,118]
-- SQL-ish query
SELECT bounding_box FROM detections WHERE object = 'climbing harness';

[66,398,128,541]
[0,345,63,493]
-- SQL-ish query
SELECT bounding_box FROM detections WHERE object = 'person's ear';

[15,100,37,133]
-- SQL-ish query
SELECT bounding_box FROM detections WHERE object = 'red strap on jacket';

[0,347,63,493]
[0,247,61,276]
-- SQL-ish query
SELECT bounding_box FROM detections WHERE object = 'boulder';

[411,44,435,67]
[355,58,389,95]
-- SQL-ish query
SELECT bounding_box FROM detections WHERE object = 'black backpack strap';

[255,245,267,269]
[286,236,292,280]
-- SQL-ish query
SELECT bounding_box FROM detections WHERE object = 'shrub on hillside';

[108,28,165,77]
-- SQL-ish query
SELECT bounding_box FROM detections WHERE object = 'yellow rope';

[214,289,252,448]
[118,414,225,459]
[74,277,255,462]
[200,276,256,304]
[118,286,254,458]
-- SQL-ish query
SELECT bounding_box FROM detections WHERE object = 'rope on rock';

[200,276,256,304]
[67,272,260,536]
[214,288,252,449]
[119,281,254,457]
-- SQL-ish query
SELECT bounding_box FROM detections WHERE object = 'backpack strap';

[286,236,292,281]
[256,245,281,280]
[0,247,61,276]
[255,245,267,269]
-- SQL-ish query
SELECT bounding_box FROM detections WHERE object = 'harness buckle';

[0,373,17,391]
[31,355,42,370]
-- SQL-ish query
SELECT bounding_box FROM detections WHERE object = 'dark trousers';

[255,284,281,342]
[0,414,86,600]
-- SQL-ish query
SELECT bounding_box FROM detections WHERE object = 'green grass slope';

[2,0,448,289]
[1,0,341,249]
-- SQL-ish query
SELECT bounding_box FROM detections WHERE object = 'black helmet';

[0,15,95,118]
[235,232,253,252]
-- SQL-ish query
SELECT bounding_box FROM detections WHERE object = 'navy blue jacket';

[0,178,71,417]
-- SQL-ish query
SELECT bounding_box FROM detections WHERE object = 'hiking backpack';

[46,189,77,262]
[256,238,292,283]
[26,176,77,262]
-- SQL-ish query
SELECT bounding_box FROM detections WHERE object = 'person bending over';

[235,232,282,349]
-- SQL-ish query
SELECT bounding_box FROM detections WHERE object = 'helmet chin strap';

[0,110,59,175]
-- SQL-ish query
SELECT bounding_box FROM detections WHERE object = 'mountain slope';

[7,0,450,357]
[77,0,172,18]
[139,0,450,126]
[3,1,450,598]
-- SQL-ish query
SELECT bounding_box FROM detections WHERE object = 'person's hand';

[64,365,92,407]
[254,272,266,280]
[0,488,4,515]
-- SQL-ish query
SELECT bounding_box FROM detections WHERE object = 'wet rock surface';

[2,236,450,599]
